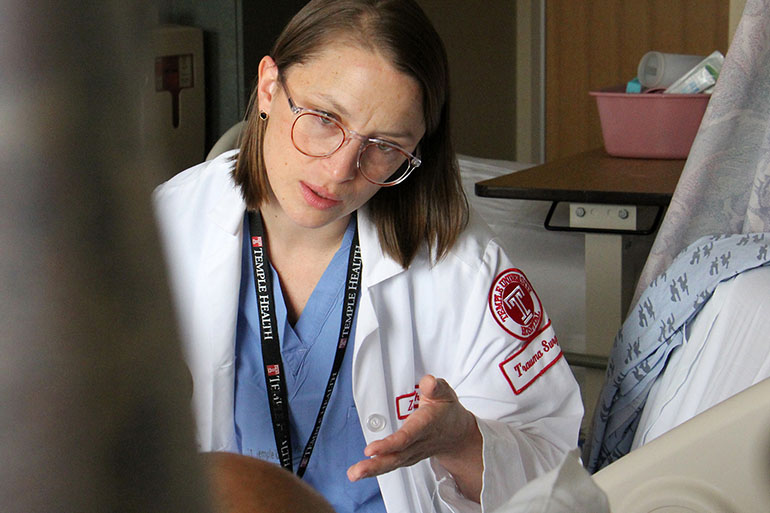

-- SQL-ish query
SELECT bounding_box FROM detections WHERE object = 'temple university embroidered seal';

[489,268,543,340]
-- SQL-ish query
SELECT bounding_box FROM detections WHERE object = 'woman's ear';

[257,55,279,116]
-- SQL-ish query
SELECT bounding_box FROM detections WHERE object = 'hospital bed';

[593,375,770,512]
[491,373,770,513]
[630,264,770,450]
[586,256,770,511]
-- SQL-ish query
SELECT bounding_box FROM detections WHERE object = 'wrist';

[436,410,482,467]
[433,411,483,502]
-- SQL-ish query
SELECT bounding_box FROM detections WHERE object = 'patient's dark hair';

[232,0,468,267]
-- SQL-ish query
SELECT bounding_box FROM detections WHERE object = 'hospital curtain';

[633,0,770,304]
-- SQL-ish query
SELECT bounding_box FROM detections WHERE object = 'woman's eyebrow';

[375,128,420,142]
[311,92,420,142]
[312,93,350,119]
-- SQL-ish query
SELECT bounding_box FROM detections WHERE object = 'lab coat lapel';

[352,207,404,350]
[352,209,416,511]
[351,207,405,428]
[357,206,404,287]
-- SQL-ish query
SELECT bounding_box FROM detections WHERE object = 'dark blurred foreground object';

[0,1,210,512]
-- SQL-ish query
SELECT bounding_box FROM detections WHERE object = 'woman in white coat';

[153,1,583,512]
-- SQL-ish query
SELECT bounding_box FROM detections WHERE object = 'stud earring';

[259,111,268,121]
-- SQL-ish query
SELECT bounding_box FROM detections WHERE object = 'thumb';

[418,374,454,402]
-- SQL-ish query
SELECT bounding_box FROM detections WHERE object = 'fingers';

[347,375,469,482]
[347,442,430,482]
[363,426,412,457]
[363,403,437,460]
[347,452,402,482]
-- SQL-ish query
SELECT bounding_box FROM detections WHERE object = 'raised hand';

[347,374,483,502]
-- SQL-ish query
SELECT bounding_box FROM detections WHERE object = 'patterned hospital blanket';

[586,232,770,472]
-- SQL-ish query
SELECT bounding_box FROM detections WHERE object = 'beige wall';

[418,1,518,160]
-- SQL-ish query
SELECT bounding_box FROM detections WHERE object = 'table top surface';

[474,148,686,206]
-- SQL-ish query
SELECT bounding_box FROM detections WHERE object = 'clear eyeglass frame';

[278,78,422,187]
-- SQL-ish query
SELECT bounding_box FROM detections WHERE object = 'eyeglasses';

[279,78,422,186]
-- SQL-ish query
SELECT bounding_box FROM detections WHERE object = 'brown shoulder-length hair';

[232,0,468,268]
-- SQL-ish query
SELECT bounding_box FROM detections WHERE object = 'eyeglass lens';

[291,112,412,185]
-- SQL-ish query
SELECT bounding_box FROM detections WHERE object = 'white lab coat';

[153,151,583,513]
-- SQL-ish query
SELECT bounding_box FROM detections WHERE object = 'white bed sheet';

[632,264,770,449]
[458,154,586,353]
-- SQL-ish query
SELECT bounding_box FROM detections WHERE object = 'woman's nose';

[323,137,360,182]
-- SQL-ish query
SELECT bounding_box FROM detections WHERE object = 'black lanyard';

[247,211,362,477]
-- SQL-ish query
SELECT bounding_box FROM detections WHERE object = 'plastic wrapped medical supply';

[664,51,724,94]
[637,52,705,89]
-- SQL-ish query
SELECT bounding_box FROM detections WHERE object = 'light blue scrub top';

[234,214,386,513]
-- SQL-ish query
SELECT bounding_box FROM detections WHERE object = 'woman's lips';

[300,181,342,210]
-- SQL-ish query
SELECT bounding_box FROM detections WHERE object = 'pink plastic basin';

[590,86,710,159]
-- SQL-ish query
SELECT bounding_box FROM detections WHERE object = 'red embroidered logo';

[251,236,263,248]
[489,268,543,340]
[266,364,280,376]
[395,385,420,420]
